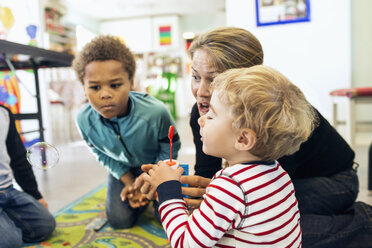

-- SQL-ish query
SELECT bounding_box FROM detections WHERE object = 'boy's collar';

[117,97,132,118]
[241,160,276,165]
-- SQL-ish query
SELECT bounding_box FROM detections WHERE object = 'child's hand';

[133,172,157,201]
[143,161,184,189]
[121,185,148,208]
[129,187,149,208]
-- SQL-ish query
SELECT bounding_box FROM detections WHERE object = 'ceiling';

[62,0,226,21]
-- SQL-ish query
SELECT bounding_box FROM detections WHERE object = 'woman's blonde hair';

[188,27,264,72]
[212,66,317,161]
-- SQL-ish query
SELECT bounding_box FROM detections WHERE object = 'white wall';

[352,0,372,88]
[1,0,42,44]
[100,16,180,53]
[63,9,100,34]
[180,12,226,35]
[226,0,351,122]
[100,17,153,53]
[351,0,372,123]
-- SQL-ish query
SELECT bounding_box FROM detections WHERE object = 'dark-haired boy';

[72,35,180,228]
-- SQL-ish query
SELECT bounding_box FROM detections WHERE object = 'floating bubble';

[26,142,59,170]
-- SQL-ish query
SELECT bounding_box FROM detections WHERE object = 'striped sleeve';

[158,175,245,247]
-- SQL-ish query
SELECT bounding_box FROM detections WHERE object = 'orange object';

[166,160,177,166]
[168,125,174,163]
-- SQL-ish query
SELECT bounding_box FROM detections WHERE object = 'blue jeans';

[106,173,160,229]
[294,169,372,248]
[0,186,56,248]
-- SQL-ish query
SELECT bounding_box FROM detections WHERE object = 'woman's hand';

[180,175,211,211]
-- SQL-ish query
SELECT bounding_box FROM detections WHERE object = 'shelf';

[0,39,73,70]
[0,39,74,143]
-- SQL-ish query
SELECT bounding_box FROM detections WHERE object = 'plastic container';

[164,160,189,193]
[180,163,189,189]
[164,159,179,169]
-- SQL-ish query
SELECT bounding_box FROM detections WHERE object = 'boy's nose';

[100,89,112,99]
[198,115,205,127]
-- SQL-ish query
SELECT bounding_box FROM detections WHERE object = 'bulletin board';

[256,0,310,27]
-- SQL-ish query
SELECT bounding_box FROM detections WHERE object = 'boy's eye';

[111,83,122,89]
[89,85,100,90]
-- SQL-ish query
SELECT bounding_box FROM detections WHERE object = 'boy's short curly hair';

[212,65,318,161]
[72,35,136,84]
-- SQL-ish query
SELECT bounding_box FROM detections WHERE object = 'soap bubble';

[26,142,59,170]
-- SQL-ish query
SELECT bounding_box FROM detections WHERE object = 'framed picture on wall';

[256,0,310,27]
[152,16,179,51]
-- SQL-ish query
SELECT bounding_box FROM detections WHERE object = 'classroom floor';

[32,117,372,214]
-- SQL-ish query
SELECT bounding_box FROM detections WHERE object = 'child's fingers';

[120,190,127,202]
[142,173,151,182]
[139,194,149,205]
[128,200,140,208]
[125,186,134,199]
[120,186,132,202]
[127,185,134,192]
[146,187,157,200]
[140,181,151,194]
[133,174,145,189]
[157,161,167,166]
[176,167,184,177]
[141,164,154,173]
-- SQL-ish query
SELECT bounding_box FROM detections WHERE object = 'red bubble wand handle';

[168,125,174,164]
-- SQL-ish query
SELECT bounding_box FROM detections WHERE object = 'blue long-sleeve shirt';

[76,92,181,179]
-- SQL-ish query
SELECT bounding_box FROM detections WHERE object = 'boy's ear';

[234,128,256,151]
[130,80,135,90]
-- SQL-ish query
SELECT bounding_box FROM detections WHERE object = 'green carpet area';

[23,183,170,248]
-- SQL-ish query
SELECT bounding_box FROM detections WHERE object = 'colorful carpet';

[23,184,170,248]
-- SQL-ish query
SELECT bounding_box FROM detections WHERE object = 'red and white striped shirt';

[157,161,301,247]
